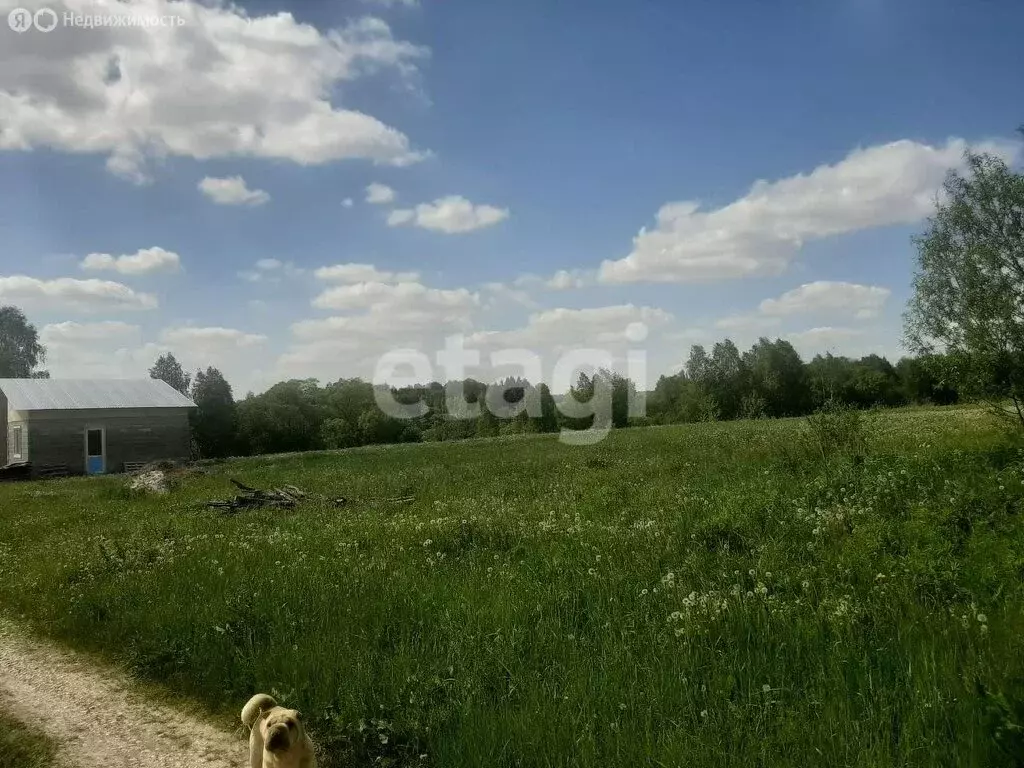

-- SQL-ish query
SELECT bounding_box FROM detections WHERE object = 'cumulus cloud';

[760,281,891,319]
[0,0,429,181]
[0,275,157,311]
[314,263,420,283]
[362,0,418,7]
[342,197,355,208]
[714,314,782,332]
[238,259,304,283]
[198,176,270,206]
[312,281,479,319]
[599,138,1018,284]
[36,321,146,378]
[278,279,480,380]
[388,195,509,233]
[41,320,141,343]
[80,246,181,276]
[161,326,267,347]
[365,182,396,204]
[469,305,672,353]
[784,327,867,356]
[545,269,589,290]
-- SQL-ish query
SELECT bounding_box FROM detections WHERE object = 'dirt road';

[0,621,246,767]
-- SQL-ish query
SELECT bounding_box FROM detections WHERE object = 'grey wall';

[0,390,6,465]
[24,408,192,473]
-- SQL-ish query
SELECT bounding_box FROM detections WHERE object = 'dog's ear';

[294,711,302,721]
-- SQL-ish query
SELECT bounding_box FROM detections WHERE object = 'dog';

[241,693,317,768]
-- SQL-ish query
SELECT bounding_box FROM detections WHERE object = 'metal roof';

[0,378,196,411]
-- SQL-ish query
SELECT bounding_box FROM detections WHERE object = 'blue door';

[85,428,105,475]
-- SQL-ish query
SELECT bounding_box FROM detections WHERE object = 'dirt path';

[0,621,247,767]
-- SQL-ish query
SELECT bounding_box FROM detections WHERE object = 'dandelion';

[762,684,771,693]
[976,613,987,623]
[700,709,708,718]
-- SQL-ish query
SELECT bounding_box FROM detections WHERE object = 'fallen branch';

[207,479,307,512]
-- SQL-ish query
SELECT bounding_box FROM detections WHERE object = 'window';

[11,426,23,459]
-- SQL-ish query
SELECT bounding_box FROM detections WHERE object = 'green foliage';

[0,305,46,378]
[802,398,867,461]
[0,711,59,768]
[190,367,236,458]
[0,409,1020,768]
[905,149,1024,428]
[148,353,191,395]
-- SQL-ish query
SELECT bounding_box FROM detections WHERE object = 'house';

[0,379,196,475]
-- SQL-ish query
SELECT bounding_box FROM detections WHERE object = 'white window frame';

[11,425,23,460]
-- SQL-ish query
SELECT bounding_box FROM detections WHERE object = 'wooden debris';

[205,479,414,513]
[207,479,307,512]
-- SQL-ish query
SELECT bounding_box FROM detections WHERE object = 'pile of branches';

[207,479,310,512]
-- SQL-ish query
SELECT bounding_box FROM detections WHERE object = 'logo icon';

[7,7,32,32]
[33,7,57,32]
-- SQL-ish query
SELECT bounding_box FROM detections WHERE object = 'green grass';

[0,711,59,768]
[1,407,1024,767]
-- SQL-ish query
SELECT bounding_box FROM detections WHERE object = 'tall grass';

[0,711,59,768]
[0,408,1022,767]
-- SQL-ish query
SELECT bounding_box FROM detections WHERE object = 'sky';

[0,0,1022,395]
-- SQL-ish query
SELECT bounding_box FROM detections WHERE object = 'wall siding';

[24,408,191,474]
[0,390,7,465]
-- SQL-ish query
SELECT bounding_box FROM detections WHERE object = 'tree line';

[133,342,957,460]
[1,132,1021,455]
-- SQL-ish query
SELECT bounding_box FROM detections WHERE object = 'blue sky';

[0,0,1022,394]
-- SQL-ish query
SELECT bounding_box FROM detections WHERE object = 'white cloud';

[80,246,181,276]
[0,1,429,180]
[714,314,782,332]
[279,279,479,381]
[41,320,141,344]
[482,282,539,310]
[238,259,304,283]
[312,281,479,320]
[388,195,509,233]
[37,321,146,378]
[314,263,420,283]
[0,275,157,311]
[161,326,268,347]
[599,138,1018,284]
[365,182,396,204]
[785,327,865,356]
[198,176,270,206]
[760,281,891,319]
[545,269,589,290]
[342,197,354,208]
[468,305,672,355]
[362,0,418,7]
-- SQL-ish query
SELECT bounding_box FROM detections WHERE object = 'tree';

[149,353,191,395]
[190,367,236,458]
[536,383,559,433]
[0,306,46,378]
[905,145,1024,427]
[742,338,810,416]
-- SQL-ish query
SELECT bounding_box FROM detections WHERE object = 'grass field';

[0,711,58,768]
[1,407,1023,767]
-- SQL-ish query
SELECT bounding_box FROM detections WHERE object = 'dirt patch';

[0,621,246,768]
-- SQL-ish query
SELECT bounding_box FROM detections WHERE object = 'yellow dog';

[241,693,317,768]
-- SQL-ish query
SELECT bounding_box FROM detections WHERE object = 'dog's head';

[260,707,304,754]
